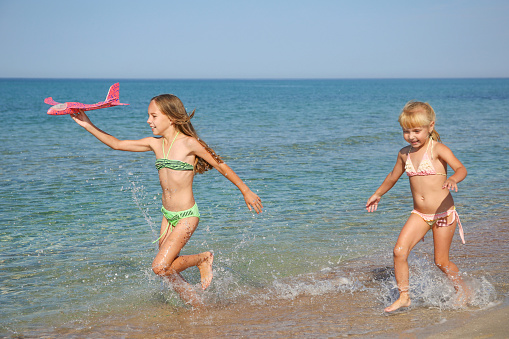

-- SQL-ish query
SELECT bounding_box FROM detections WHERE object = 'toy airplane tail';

[105,83,128,105]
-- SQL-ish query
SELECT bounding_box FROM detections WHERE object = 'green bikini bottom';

[152,203,200,243]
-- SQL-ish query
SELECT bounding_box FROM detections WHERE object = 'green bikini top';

[155,132,194,171]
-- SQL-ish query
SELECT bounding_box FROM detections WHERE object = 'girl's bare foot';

[166,273,204,307]
[197,251,214,290]
[452,283,470,307]
[385,294,411,313]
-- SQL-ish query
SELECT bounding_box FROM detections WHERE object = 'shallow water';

[0,78,508,337]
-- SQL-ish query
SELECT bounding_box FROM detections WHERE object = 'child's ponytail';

[430,129,441,143]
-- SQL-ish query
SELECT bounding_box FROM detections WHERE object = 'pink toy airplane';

[44,83,129,115]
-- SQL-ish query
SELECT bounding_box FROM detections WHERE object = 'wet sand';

[16,216,509,338]
[419,302,509,339]
[41,289,508,338]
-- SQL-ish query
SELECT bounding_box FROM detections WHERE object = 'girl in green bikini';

[71,94,263,307]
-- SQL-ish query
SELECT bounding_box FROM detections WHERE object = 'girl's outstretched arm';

[71,111,153,152]
[435,143,467,192]
[187,138,263,214]
[366,151,406,212]
[216,162,263,214]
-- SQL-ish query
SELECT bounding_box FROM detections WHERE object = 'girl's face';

[147,100,172,135]
[402,122,434,148]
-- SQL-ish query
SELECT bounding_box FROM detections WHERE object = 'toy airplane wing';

[45,83,129,115]
[44,97,60,106]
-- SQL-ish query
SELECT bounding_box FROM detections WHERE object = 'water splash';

[122,179,158,240]
[376,253,497,310]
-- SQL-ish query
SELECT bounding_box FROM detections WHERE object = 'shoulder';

[394,146,410,165]
[399,145,411,157]
[145,136,160,145]
[178,135,204,154]
[179,134,200,147]
[433,141,464,169]
[434,142,461,164]
[141,136,161,150]
[433,142,453,156]
[433,141,449,150]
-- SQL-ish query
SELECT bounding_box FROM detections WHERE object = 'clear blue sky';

[1,0,508,79]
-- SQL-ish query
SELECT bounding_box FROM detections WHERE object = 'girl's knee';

[434,258,449,270]
[152,259,172,277]
[393,244,409,260]
[152,262,164,276]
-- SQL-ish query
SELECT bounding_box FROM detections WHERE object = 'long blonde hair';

[398,101,441,142]
[151,94,223,174]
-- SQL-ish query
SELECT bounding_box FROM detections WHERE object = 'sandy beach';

[41,287,508,338]
[27,216,507,338]
[420,303,509,338]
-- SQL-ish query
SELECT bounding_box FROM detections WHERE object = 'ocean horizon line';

[1,76,508,81]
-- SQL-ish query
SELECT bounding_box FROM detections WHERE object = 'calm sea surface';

[1,78,508,337]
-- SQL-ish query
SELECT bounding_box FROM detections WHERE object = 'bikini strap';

[162,132,180,159]
[427,137,434,160]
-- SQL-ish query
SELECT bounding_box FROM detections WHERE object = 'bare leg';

[385,214,430,313]
[166,273,204,307]
[197,251,214,290]
[152,216,214,306]
[433,216,468,305]
[167,251,214,289]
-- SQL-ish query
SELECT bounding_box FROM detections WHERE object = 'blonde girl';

[366,101,467,312]
[71,94,263,307]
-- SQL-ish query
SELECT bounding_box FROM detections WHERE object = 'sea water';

[0,78,508,337]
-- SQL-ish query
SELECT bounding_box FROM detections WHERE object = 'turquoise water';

[1,78,508,336]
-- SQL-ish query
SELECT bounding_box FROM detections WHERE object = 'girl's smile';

[402,123,434,149]
[147,101,172,135]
